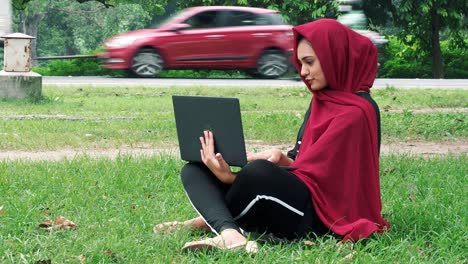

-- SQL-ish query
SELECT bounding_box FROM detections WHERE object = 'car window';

[224,11,257,26]
[185,11,220,29]
[220,11,287,27]
[256,13,287,25]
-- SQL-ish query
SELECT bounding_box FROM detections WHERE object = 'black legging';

[181,159,327,240]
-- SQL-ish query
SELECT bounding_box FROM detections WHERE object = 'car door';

[219,10,264,65]
[209,10,282,68]
[162,10,228,67]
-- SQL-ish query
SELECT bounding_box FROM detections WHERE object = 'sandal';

[181,238,258,254]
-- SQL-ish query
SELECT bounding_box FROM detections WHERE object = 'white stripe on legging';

[233,195,304,220]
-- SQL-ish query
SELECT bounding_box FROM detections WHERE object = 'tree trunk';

[430,7,444,78]
[19,12,45,66]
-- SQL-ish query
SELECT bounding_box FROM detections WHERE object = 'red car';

[99,6,294,78]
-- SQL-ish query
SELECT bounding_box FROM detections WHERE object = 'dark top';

[287,92,381,160]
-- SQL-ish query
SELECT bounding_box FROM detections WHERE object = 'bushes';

[32,38,467,78]
[379,36,468,78]
[32,56,251,78]
[33,57,123,77]
[442,42,468,78]
[33,59,249,78]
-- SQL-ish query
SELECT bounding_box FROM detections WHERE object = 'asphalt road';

[42,76,468,89]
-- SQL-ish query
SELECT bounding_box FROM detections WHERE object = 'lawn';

[0,85,467,263]
[0,86,466,149]
[0,155,466,263]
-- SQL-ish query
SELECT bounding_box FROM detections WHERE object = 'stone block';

[0,71,42,101]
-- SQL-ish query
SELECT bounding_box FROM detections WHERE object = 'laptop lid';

[172,95,247,167]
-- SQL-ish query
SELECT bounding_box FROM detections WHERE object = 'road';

[42,76,468,89]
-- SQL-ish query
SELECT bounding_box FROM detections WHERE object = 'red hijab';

[291,19,389,241]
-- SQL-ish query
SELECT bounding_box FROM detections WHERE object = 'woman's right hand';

[200,130,236,184]
[247,149,292,166]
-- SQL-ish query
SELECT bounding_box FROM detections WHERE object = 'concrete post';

[0,33,42,101]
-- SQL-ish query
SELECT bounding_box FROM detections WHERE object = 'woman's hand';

[200,130,236,184]
[247,149,293,166]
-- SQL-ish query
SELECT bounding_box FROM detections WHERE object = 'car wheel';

[255,50,289,79]
[131,48,164,78]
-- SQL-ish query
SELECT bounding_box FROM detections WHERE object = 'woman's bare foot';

[181,228,258,253]
[154,216,210,233]
[182,216,210,232]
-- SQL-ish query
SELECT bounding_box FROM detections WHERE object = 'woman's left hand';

[200,130,236,184]
[247,149,293,166]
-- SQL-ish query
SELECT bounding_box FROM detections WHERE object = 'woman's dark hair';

[296,34,304,46]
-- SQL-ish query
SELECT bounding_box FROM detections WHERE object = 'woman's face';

[297,39,328,91]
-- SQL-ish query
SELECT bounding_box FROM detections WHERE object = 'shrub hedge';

[378,36,468,78]
[30,37,467,79]
[32,57,123,77]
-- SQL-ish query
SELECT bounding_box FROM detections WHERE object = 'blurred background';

[1,0,466,79]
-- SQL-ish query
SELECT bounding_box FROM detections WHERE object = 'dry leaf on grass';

[34,260,51,264]
[39,216,78,231]
[38,219,53,229]
[303,240,316,246]
[104,249,122,262]
[338,251,357,263]
[336,240,354,250]
[0,205,6,215]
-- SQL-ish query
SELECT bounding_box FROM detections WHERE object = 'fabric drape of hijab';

[290,19,389,241]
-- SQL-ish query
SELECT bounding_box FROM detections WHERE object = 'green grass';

[0,85,466,262]
[0,155,466,263]
[382,111,467,142]
[0,86,466,150]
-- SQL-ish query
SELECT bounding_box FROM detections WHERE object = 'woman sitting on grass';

[155,19,390,253]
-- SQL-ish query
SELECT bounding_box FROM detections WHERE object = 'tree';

[176,0,339,25]
[11,0,167,65]
[38,2,151,56]
[12,0,165,10]
[364,0,467,78]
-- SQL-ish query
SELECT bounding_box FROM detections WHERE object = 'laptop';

[172,95,297,171]
[172,95,247,167]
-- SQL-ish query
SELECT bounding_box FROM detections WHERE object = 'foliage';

[28,1,152,52]
[7,0,467,78]
[176,0,339,25]
[379,36,468,78]
[370,0,467,78]
[32,60,248,78]
[36,2,152,57]
[386,0,466,43]
[33,58,123,77]
[442,39,468,78]
[12,0,166,12]
[361,0,392,28]
[11,0,165,66]
[379,36,432,78]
